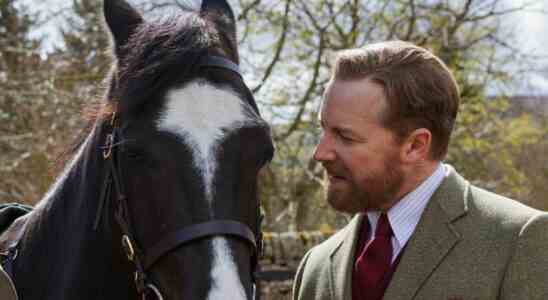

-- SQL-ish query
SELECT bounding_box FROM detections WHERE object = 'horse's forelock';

[58,11,233,172]
[112,14,219,114]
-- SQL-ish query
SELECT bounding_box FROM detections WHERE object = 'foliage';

[0,0,109,203]
[0,0,53,202]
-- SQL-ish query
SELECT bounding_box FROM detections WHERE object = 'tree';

[0,0,52,203]
[0,0,110,204]
[55,0,111,90]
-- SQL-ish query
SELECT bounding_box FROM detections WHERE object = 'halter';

[95,55,263,300]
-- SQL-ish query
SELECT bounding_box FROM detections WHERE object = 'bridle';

[94,55,263,300]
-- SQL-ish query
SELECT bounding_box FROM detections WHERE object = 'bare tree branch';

[237,0,262,21]
[276,30,325,142]
[403,0,416,40]
[252,0,292,94]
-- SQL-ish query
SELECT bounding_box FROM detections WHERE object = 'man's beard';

[325,160,405,213]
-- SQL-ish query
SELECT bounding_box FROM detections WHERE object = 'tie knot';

[374,213,392,238]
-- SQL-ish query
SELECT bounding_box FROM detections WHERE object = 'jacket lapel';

[329,214,364,300]
[384,166,469,300]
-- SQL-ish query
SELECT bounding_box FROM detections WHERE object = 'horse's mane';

[56,11,230,171]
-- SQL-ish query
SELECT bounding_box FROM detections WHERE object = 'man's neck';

[381,161,440,211]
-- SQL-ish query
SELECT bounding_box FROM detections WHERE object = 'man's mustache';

[321,163,347,179]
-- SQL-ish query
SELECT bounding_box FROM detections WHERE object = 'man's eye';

[338,133,353,142]
[342,136,352,142]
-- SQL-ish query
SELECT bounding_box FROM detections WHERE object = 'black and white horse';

[0,0,273,299]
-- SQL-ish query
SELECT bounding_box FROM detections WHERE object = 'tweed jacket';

[293,166,548,300]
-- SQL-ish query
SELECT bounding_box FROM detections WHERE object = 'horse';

[0,0,274,299]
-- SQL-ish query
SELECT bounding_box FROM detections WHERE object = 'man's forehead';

[322,78,386,118]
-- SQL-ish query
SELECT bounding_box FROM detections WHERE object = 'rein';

[95,55,263,300]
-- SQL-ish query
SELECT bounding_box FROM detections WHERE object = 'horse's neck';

[12,129,134,299]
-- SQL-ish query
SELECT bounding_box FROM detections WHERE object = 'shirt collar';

[366,163,448,249]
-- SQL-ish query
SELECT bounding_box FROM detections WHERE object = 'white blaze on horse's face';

[157,80,257,299]
[158,80,257,202]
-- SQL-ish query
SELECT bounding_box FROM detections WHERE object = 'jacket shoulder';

[468,184,543,226]
[500,213,548,299]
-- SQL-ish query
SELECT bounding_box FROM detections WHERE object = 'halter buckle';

[109,111,117,126]
[102,134,114,159]
[122,235,135,262]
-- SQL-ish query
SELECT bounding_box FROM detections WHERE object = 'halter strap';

[199,55,242,78]
[200,55,262,115]
[143,220,256,270]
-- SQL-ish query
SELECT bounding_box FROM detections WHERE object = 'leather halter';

[95,56,263,300]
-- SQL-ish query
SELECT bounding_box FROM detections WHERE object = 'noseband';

[94,56,263,300]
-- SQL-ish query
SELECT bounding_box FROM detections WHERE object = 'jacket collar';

[384,165,469,299]
[328,214,363,300]
[327,165,469,300]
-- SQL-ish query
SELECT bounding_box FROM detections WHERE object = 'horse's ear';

[103,0,143,55]
[201,0,237,54]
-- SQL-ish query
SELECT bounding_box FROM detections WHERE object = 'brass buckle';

[102,134,114,159]
[122,235,135,262]
[102,111,117,159]
[109,111,117,126]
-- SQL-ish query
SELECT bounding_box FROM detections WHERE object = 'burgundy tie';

[353,213,393,300]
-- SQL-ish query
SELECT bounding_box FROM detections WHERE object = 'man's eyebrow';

[336,126,365,140]
[335,126,355,135]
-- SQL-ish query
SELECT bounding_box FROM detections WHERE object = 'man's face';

[313,78,405,213]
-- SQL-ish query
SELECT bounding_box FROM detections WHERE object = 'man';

[292,41,548,300]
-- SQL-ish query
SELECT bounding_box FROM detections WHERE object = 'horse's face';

[102,1,273,299]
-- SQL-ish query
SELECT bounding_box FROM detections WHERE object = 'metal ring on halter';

[122,235,135,262]
[102,134,114,159]
[145,283,164,300]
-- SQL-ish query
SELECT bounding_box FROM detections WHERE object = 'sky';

[21,0,548,95]
[514,0,548,55]
[502,0,548,94]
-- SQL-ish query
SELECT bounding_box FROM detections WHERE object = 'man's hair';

[331,40,460,160]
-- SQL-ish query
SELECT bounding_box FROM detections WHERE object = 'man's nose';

[313,134,335,162]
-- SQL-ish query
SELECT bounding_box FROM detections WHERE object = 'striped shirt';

[365,163,449,263]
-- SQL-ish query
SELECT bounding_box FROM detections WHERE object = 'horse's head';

[100,0,273,298]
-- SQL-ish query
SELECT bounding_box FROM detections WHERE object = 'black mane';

[112,13,238,115]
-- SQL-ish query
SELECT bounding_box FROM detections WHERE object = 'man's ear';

[400,128,432,163]
[103,0,144,57]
